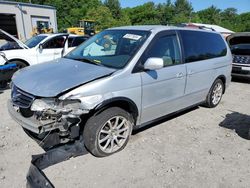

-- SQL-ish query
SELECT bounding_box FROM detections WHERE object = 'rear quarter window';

[180,30,227,63]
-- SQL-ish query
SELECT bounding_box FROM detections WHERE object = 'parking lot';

[0,78,249,188]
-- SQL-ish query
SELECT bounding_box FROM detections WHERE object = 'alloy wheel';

[211,82,223,105]
[98,116,130,153]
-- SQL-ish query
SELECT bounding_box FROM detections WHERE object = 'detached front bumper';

[8,99,82,150]
[8,99,62,149]
[8,99,42,134]
[8,99,60,134]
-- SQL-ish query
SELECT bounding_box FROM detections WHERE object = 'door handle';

[188,70,194,75]
[176,72,184,78]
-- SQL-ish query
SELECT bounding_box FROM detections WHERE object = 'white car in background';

[0,29,88,69]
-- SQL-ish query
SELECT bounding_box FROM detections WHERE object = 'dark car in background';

[227,32,250,78]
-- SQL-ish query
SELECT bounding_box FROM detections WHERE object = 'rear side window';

[180,30,227,63]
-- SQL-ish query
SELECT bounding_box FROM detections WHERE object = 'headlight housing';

[31,98,84,115]
[31,98,57,111]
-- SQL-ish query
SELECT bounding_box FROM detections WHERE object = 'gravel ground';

[0,78,250,188]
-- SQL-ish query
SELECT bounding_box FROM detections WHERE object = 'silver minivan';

[8,26,232,157]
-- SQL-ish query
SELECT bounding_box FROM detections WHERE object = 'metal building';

[0,1,57,40]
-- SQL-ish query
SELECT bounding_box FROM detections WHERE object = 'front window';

[25,35,47,48]
[43,36,66,49]
[143,34,181,66]
[65,30,150,69]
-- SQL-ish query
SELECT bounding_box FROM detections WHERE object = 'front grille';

[11,85,35,108]
[233,55,250,65]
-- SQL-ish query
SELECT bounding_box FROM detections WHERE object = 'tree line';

[12,0,250,32]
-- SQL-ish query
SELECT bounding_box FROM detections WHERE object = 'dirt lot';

[0,78,250,188]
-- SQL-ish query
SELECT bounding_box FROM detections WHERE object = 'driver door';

[140,31,187,124]
[37,35,67,64]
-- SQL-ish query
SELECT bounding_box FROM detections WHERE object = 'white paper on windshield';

[123,34,142,40]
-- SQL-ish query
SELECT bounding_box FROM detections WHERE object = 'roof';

[109,25,176,31]
[108,25,219,34]
[185,23,234,34]
[38,33,87,38]
[38,33,65,37]
[0,0,56,10]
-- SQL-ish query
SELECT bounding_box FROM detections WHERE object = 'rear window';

[180,30,227,63]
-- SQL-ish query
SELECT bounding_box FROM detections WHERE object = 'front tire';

[8,60,27,70]
[83,107,133,157]
[205,79,224,108]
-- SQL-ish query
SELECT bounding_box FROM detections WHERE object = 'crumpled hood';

[12,58,115,97]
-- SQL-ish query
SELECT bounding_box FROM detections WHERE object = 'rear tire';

[205,79,224,108]
[83,107,133,157]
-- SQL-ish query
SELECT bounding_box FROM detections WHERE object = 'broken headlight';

[31,98,57,111]
[31,98,83,114]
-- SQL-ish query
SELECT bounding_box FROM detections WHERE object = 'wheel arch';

[93,97,139,125]
[5,58,30,66]
[215,75,226,93]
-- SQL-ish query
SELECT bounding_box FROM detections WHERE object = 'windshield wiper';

[72,57,103,66]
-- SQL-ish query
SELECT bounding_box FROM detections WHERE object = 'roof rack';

[177,23,216,31]
[197,25,215,31]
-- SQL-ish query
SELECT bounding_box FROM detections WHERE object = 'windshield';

[65,29,150,69]
[231,44,250,55]
[25,35,47,48]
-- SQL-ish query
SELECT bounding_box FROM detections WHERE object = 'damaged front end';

[8,85,90,150]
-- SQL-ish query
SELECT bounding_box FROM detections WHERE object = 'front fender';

[3,49,36,65]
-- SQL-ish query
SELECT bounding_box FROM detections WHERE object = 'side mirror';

[38,43,43,51]
[144,57,164,71]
